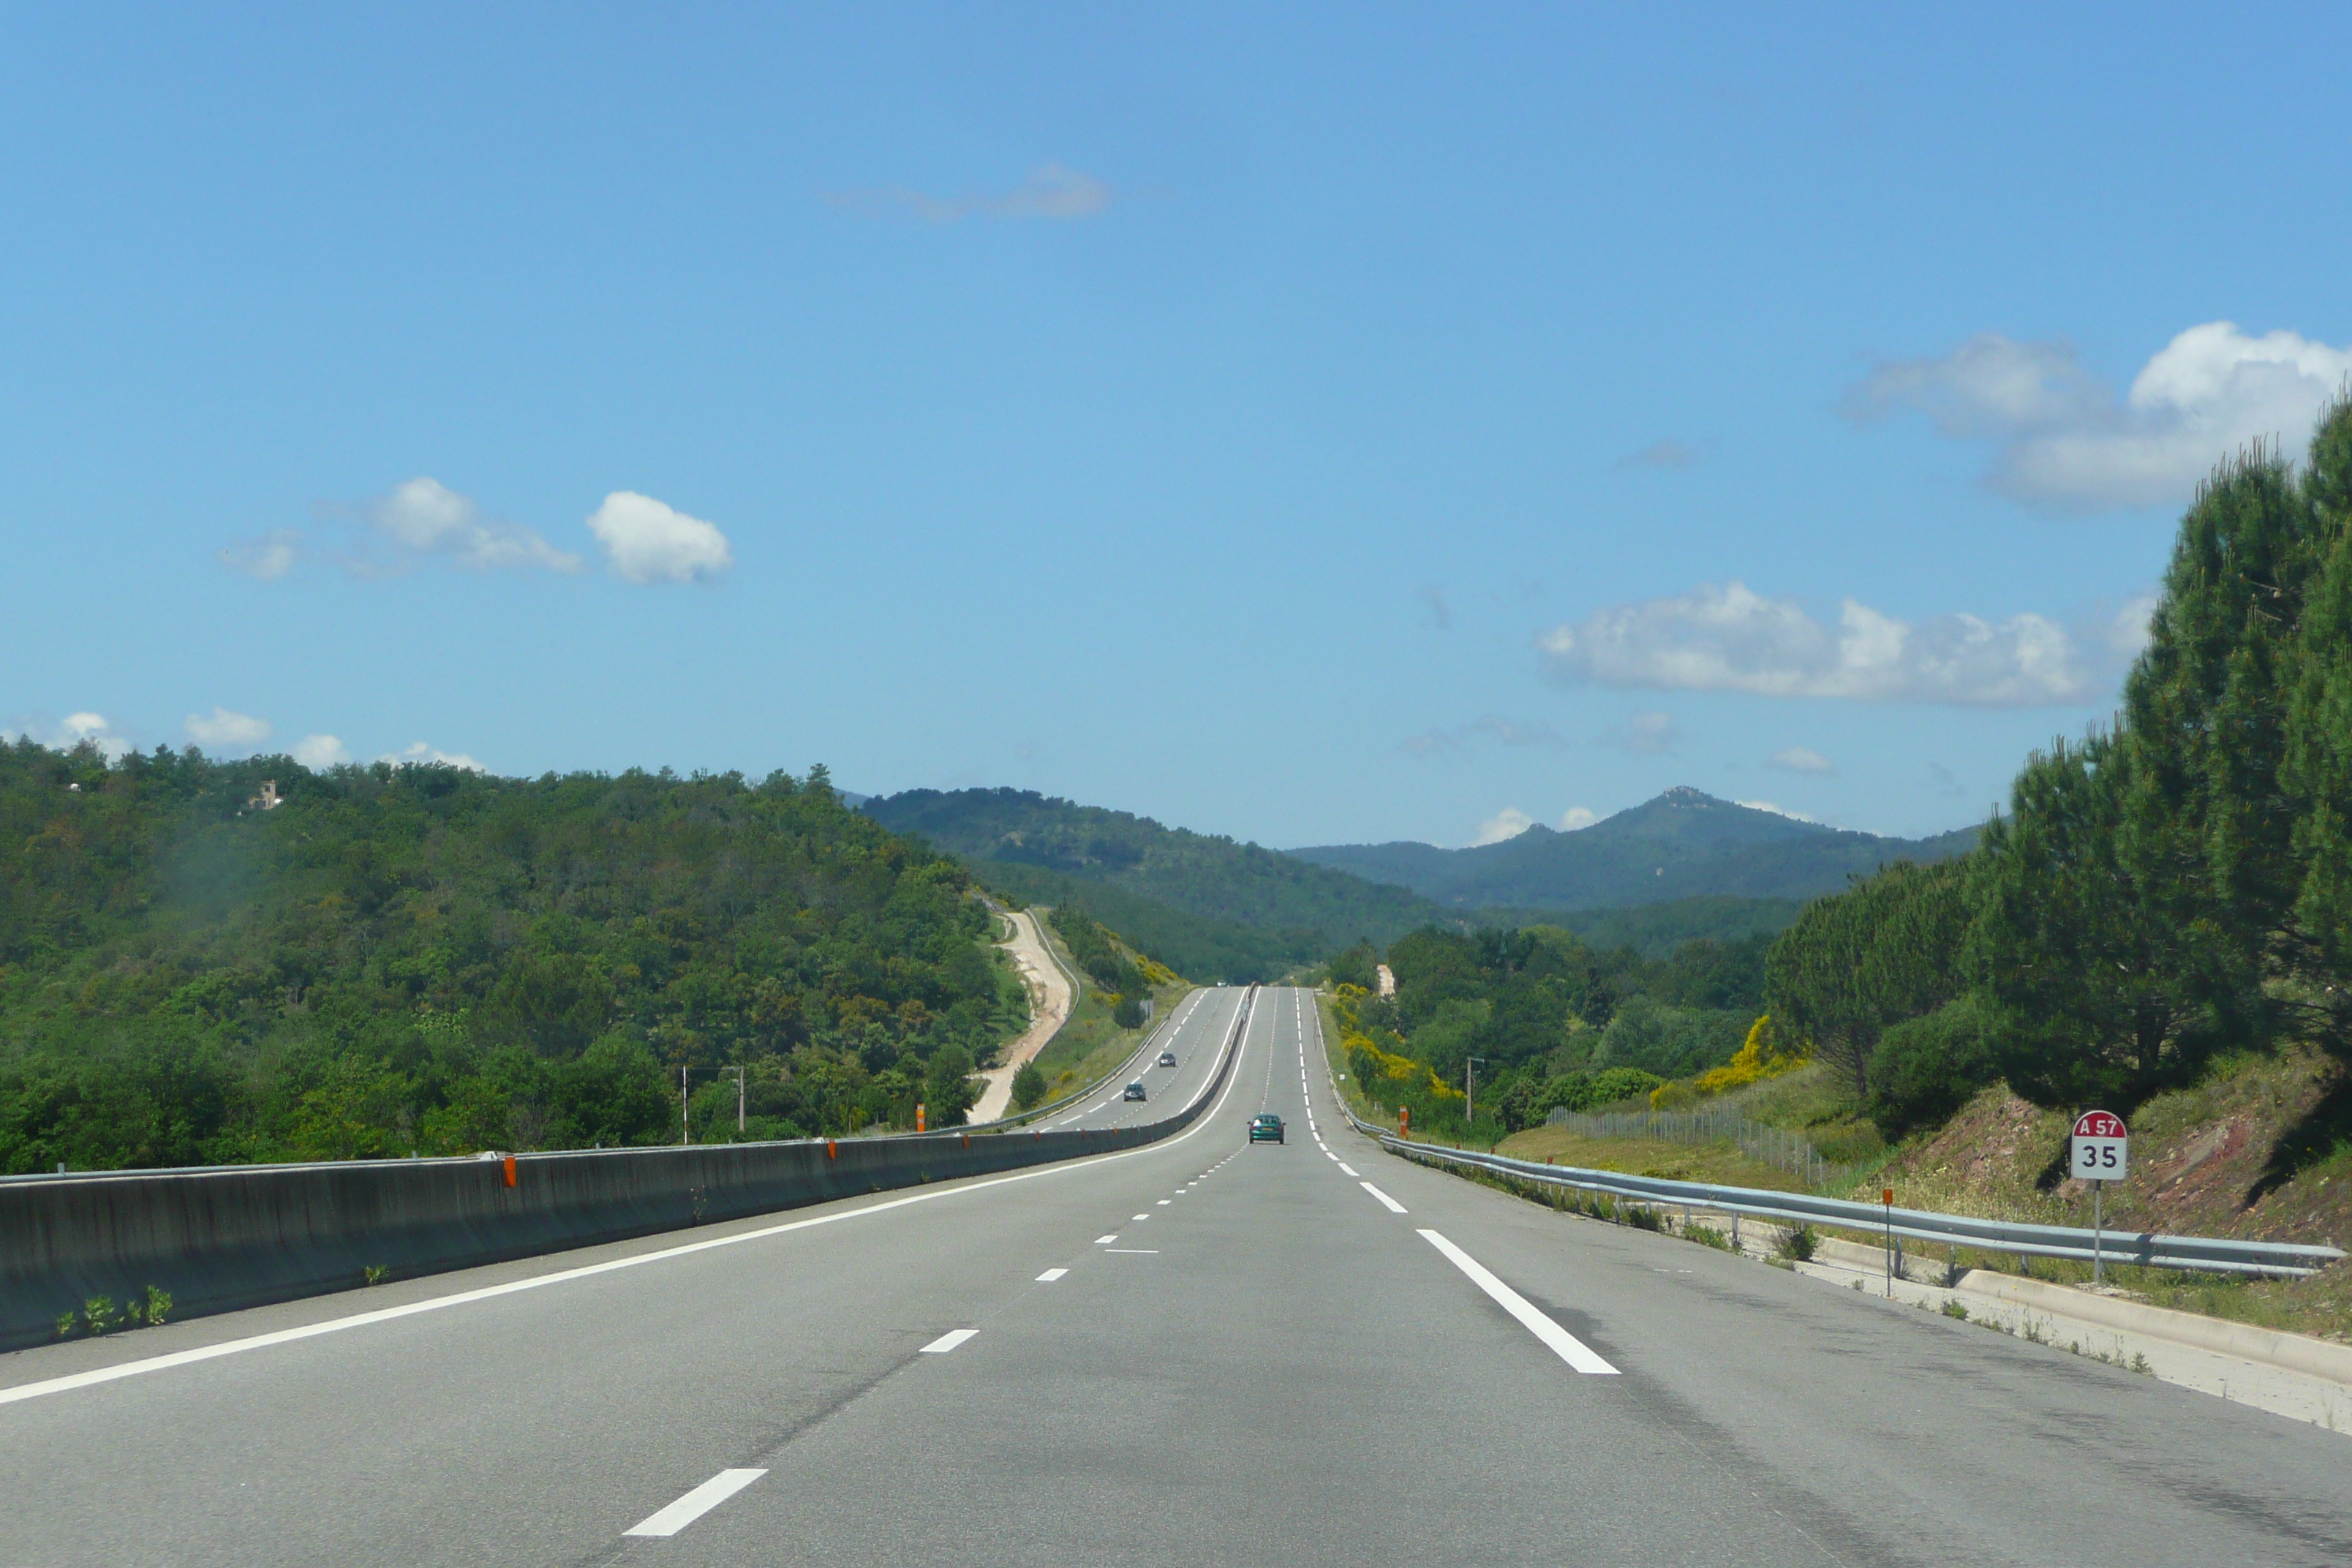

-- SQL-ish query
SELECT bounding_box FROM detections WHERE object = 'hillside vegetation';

[1290,788,1978,911]
[0,748,1030,1169]
[863,787,1440,953]
[1327,923,1769,1141]
[1753,397,2352,1274]
[958,857,1313,983]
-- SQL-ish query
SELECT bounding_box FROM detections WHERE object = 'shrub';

[1866,995,2002,1139]
[1011,1062,1048,1110]
[1112,994,1146,1030]
[1777,1224,1818,1262]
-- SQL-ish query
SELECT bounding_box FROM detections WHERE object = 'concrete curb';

[1801,1232,2352,1390]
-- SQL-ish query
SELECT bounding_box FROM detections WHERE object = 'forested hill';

[0,745,1030,1172]
[1289,788,1981,911]
[861,788,1442,955]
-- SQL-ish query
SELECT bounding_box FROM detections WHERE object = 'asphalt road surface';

[3,987,2346,1567]
[1039,983,1245,1131]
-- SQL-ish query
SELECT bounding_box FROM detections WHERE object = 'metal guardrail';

[1303,1017,2342,1281]
[1379,1138,2345,1279]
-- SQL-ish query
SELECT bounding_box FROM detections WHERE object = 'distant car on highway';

[1123,1081,1147,1102]
[1248,1114,1284,1145]
[1158,1050,1177,1067]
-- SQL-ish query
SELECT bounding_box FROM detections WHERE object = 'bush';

[1011,1062,1047,1110]
[1866,995,2002,1139]
[1112,994,1146,1030]
[1777,1224,1818,1262]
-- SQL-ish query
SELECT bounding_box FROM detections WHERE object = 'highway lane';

[2,987,2347,1567]
[1041,983,1243,1132]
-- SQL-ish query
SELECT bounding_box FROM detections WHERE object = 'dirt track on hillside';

[968,909,1074,1123]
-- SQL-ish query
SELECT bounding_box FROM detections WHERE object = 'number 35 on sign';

[2071,1110,2127,1180]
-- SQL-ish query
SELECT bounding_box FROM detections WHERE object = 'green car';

[1248,1114,1284,1145]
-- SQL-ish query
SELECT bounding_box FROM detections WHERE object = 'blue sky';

[8,4,2351,849]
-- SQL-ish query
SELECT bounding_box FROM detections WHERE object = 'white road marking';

[1036,1268,1068,1282]
[1103,1248,1158,1254]
[1134,1213,1149,1220]
[920,1328,978,1354]
[1418,1229,1618,1375]
[625,1469,768,1537]
[1156,1199,1171,1205]
[1339,1164,1360,1177]
[1095,1235,1118,1244]
[1360,1182,1408,1214]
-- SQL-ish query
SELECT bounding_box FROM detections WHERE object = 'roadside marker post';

[1881,1189,1894,1297]
[2070,1111,2128,1285]
[916,1103,926,1134]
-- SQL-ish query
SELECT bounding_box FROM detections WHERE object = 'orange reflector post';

[502,1155,516,1188]
[916,1103,926,1134]
[827,1139,837,1159]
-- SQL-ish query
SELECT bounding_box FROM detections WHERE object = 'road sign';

[2070,1110,2127,1180]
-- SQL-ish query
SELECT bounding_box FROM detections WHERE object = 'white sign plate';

[2071,1109,2127,1180]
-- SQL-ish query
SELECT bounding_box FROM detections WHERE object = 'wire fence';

[1545,1105,1848,1190]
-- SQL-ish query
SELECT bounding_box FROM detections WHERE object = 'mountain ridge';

[1289,787,1980,912]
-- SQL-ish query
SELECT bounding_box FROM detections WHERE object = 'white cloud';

[293,734,353,769]
[827,163,1113,222]
[364,478,583,574]
[1610,712,1679,754]
[1539,581,2089,706]
[1558,807,1597,831]
[1471,807,1535,846]
[54,712,132,760]
[1846,323,2352,510]
[2107,590,2160,661]
[185,708,272,750]
[1766,745,1835,775]
[586,491,734,585]
[382,741,486,772]
[218,529,303,580]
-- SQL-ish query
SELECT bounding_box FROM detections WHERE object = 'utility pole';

[680,1066,690,1145]
[728,1064,747,1134]
[1466,1057,1487,1131]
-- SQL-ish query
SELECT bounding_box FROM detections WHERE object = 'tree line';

[1768,394,2352,1145]
[0,749,1028,1170]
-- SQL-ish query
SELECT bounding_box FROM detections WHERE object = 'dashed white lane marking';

[625,1469,769,1537]
[1104,1248,1159,1254]
[1339,1163,1360,1177]
[1156,1199,1171,1205]
[1094,1235,1119,1244]
[1417,1229,1618,1375]
[921,1328,979,1354]
[1360,1182,1409,1214]
[1133,1213,1149,1221]
[1036,1268,1068,1282]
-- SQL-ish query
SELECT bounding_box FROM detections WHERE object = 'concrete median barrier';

[0,991,1254,1352]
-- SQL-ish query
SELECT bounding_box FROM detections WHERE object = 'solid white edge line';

[625,1468,769,1537]
[0,986,1265,1409]
[1360,1181,1408,1214]
[1417,1229,1618,1375]
[920,1327,978,1354]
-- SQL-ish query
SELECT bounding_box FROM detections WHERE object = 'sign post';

[1881,1189,1895,1297]
[2070,1110,2128,1285]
